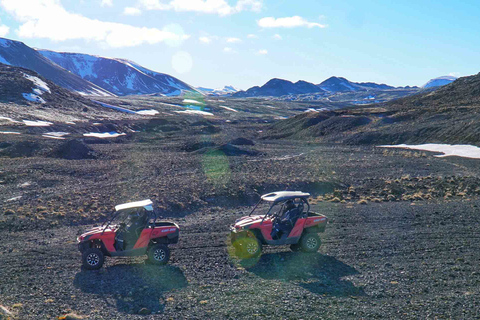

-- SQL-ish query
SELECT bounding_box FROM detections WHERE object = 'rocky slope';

[0,38,113,97]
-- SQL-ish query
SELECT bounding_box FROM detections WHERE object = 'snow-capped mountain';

[38,50,199,96]
[422,76,457,88]
[0,38,113,97]
[233,78,323,97]
[197,85,239,96]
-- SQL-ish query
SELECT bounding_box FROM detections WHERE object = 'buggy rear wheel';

[300,233,321,253]
[148,244,170,265]
[82,248,104,270]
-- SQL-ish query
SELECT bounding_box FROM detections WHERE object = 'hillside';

[0,38,113,97]
[263,72,480,145]
[39,50,199,96]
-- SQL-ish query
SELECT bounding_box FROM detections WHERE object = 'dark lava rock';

[50,139,97,160]
[138,308,151,315]
[0,141,41,157]
[183,141,216,152]
[229,137,255,146]
[197,143,260,156]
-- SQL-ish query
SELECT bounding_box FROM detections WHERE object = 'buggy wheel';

[300,233,321,253]
[148,244,170,265]
[82,248,104,270]
[290,243,301,252]
[235,237,262,259]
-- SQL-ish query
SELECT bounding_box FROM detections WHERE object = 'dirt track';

[1,199,480,319]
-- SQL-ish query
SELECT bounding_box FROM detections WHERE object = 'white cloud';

[247,34,257,39]
[273,33,282,40]
[223,47,236,53]
[139,0,263,16]
[101,0,113,7]
[258,16,327,28]
[258,49,267,55]
[0,0,188,48]
[0,21,9,37]
[123,7,142,15]
[199,36,211,44]
[226,37,241,43]
[449,72,460,77]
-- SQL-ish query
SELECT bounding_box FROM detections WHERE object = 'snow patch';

[0,131,21,135]
[136,109,159,115]
[23,120,53,127]
[183,99,204,105]
[65,121,76,125]
[22,93,46,104]
[174,110,214,116]
[378,144,480,159]
[0,54,10,65]
[83,132,126,138]
[23,73,51,93]
[0,116,20,123]
[219,105,238,112]
[6,196,22,202]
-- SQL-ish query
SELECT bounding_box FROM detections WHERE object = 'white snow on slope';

[23,73,51,93]
[22,93,46,104]
[0,131,21,135]
[219,105,238,112]
[23,120,53,127]
[378,144,480,159]
[136,109,159,115]
[183,99,204,105]
[174,110,214,116]
[83,132,126,138]
[0,116,20,123]
[0,54,10,65]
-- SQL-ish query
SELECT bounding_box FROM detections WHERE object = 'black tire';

[290,243,301,252]
[82,248,104,270]
[148,244,170,265]
[300,233,321,253]
[237,237,262,259]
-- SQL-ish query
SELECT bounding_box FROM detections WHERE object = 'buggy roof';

[115,199,153,212]
[261,191,310,202]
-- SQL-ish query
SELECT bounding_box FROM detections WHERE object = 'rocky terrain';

[1,135,480,318]
[1,68,480,318]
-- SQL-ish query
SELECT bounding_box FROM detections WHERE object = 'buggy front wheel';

[82,248,104,270]
[148,244,170,265]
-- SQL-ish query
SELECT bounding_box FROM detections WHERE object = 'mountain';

[317,76,401,92]
[197,85,239,96]
[233,78,323,97]
[0,64,109,115]
[0,38,113,97]
[38,50,199,96]
[422,76,457,88]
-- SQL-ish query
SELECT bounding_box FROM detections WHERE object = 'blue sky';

[0,0,479,89]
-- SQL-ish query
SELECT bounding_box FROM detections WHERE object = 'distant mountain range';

[39,50,199,96]
[197,85,239,96]
[0,38,113,97]
[234,76,420,98]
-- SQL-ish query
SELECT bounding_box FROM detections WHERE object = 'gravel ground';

[1,199,480,319]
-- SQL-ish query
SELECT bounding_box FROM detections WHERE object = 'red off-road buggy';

[230,191,327,259]
[77,199,179,270]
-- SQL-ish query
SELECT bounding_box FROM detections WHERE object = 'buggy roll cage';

[247,197,311,225]
[100,199,157,233]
